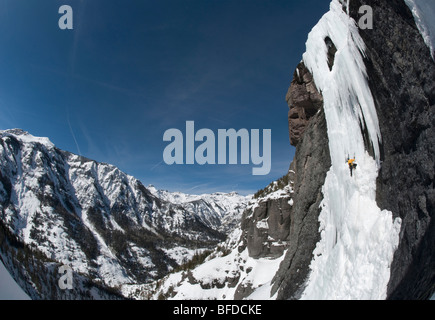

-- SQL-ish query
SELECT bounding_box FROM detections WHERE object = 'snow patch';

[0,129,54,149]
[256,219,269,230]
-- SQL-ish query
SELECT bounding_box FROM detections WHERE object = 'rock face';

[234,46,331,299]
[271,106,331,299]
[240,192,293,259]
[273,0,434,300]
[270,0,434,300]
[257,40,330,299]
[212,56,330,300]
[286,62,324,146]
[347,0,435,300]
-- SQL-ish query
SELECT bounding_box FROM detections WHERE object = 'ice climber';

[347,158,357,177]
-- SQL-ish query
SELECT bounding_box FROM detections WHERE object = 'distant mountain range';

[0,129,250,299]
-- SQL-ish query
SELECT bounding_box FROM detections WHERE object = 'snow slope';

[124,178,294,300]
[299,0,402,300]
[122,228,287,300]
[405,0,435,59]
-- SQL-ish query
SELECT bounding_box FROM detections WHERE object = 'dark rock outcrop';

[287,62,324,146]
[241,72,328,264]
[239,54,330,299]
[240,196,293,259]
[235,81,330,298]
[271,105,331,299]
[348,0,435,300]
[325,36,338,70]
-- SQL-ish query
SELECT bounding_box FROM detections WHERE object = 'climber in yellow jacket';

[348,158,357,177]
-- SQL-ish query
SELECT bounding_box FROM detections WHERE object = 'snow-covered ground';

[166,247,286,300]
[247,184,293,213]
[299,0,402,300]
[161,246,209,266]
[121,228,286,300]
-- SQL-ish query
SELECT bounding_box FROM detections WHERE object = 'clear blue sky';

[0,0,329,195]
[0,260,30,300]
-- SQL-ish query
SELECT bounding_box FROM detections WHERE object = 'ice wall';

[300,0,402,300]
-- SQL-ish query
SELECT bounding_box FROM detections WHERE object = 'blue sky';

[0,0,329,195]
[0,260,30,300]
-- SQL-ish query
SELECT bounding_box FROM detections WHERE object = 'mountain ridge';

[0,128,250,299]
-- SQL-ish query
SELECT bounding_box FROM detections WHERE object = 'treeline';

[173,249,213,273]
[253,173,290,199]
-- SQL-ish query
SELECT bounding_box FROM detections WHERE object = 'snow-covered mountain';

[121,181,294,300]
[1,0,434,301]
[0,129,249,299]
[147,186,251,234]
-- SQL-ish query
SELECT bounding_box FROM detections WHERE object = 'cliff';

[271,0,434,300]
[348,0,435,300]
